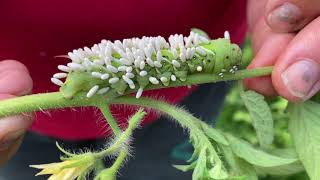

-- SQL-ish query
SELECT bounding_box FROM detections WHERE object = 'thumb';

[0,60,33,165]
[272,17,320,101]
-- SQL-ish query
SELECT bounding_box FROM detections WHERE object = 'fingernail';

[0,130,24,151]
[268,2,303,31]
[281,60,320,101]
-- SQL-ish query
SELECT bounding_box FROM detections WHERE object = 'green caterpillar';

[50,30,242,99]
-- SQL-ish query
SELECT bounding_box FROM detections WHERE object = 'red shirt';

[0,0,247,140]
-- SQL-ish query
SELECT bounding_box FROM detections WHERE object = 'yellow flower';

[30,153,96,180]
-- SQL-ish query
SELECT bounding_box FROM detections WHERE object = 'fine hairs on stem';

[0,66,273,119]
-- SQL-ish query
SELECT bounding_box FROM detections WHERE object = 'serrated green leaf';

[188,133,201,162]
[201,123,229,146]
[254,148,304,176]
[192,148,207,180]
[226,134,298,167]
[219,144,258,180]
[173,161,197,172]
[240,90,274,148]
[208,163,229,179]
[254,162,304,176]
[288,101,320,180]
[236,159,258,180]
[191,28,210,39]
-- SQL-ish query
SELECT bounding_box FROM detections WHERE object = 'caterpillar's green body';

[51,31,242,99]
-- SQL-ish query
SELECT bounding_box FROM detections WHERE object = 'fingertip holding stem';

[281,59,320,101]
[267,2,304,32]
[0,113,33,151]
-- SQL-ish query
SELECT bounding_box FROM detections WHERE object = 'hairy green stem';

[0,67,273,118]
[94,109,145,159]
[111,96,222,164]
[110,150,128,171]
[98,104,121,136]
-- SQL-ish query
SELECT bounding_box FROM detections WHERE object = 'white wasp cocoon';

[139,61,146,70]
[154,61,162,68]
[224,31,230,40]
[53,73,68,79]
[122,75,134,84]
[97,87,110,95]
[156,51,162,62]
[86,85,99,98]
[196,47,206,56]
[149,77,159,85]
[107,65,118,73]
[136,88,143,98]
[146,58,154,67]
[101,74,110,80]
[126,66,133,73]
[129,83,135,89]
[57,65,71,72]
[172,60,181,68]
[197,66,203,72]
[51,78,64,86]
[91,72,103,78]
[160,77,168,83]
[67,63,85,71]
[118,66,127,72]
[125,72,135,79]
[109,77,120,84]
[171,75,177,81]
[139,71,147,77]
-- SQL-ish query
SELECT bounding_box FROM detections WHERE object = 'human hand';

[245,0,320,101]
[0,60,33,165]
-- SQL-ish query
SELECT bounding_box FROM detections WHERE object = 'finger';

[247,0,268,31]
[245,17,294,96]
[273,17,320,101]
[0,60,33,95]
[266,0,320,32]
[0,60,33,164]
[0,95,33,165]
[0,136,23,166]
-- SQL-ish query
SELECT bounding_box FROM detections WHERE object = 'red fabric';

[0,0,247,140]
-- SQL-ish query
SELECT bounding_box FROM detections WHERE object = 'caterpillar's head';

[203,38,242,73]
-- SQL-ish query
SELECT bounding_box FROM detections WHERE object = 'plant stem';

[98,104,121,136]
[0,67,273,118]
[110,150,128,171]
[94,109,145,159]
[111,96,222,163]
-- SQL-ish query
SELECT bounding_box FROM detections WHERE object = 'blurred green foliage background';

[215,37,309,180]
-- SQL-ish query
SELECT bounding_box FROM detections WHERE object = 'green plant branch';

[98,103,121,136]
[110,150,128,172]
[0,67,273,119]
[94,109,145,159]
[111,96,222,165]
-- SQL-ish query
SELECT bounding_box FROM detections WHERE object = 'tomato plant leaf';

[201,123,229,146]
[226,134,298,167]
[288,101,320,180]
[240,90,274,148]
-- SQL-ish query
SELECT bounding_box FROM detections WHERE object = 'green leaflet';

[201,123,229,146]
[208,163,229,179]
[173,161,197,172]
[225,134,298,167]
[255,162,304,176]
[254,148,304,176]
[240,90,274,148]
[288,101,320,180]
[219,144,258,180]
[192,148,207,180]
